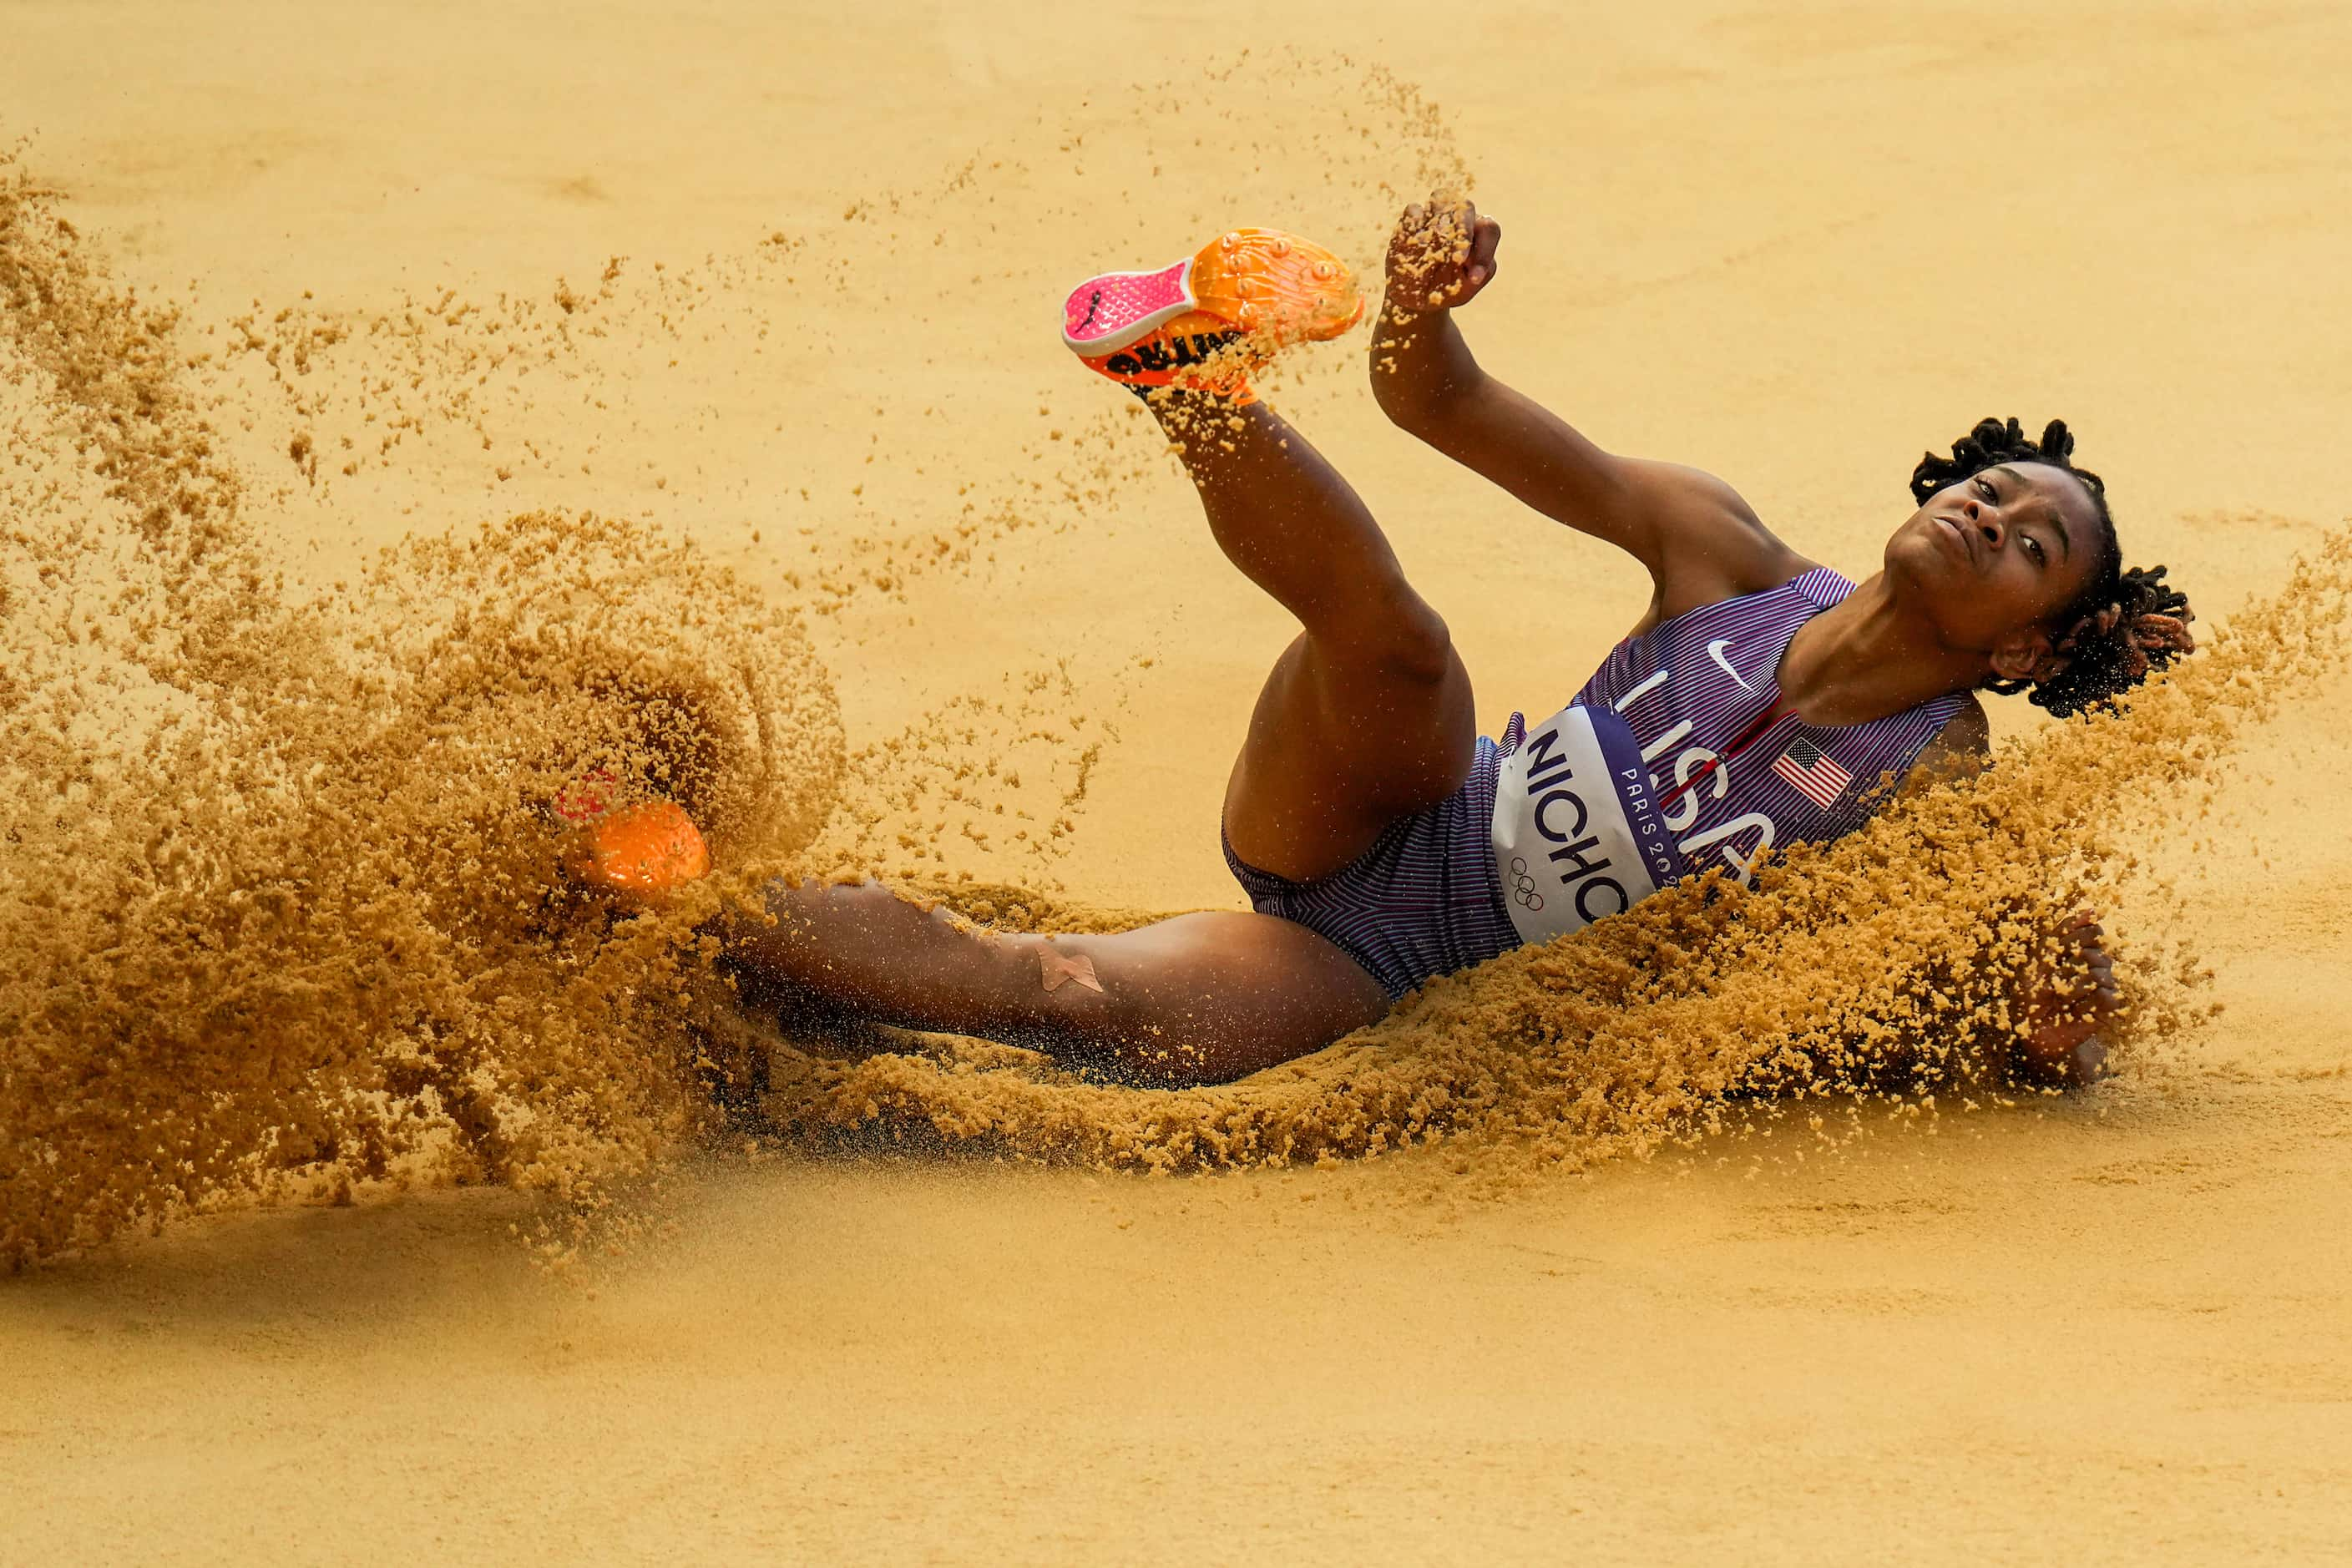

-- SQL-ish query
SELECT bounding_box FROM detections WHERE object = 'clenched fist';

[1383,199,1504,316]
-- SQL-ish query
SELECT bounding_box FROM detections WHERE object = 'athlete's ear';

[1989,623,2053,682]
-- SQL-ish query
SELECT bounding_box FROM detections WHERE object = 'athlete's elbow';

[1371,371,1434,431]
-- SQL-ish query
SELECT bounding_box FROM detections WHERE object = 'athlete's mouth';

[1935,514,1979,569]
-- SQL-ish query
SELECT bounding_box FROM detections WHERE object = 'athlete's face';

[1884,461,2107,680]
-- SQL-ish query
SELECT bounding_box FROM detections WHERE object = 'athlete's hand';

[2014,909,2120,1088]
[1383,199,1502,316]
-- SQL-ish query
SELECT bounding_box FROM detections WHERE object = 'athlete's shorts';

[1222,736,1522,1000]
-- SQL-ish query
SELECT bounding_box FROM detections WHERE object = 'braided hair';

[1909,417,2195,718]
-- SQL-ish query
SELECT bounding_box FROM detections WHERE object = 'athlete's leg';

[721,878,1391,1086]
[1150,392,1476,882]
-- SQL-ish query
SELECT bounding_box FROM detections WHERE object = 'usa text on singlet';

[1489,703,1687,946]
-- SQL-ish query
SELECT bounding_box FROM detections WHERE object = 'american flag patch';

[1772,737,1853,808]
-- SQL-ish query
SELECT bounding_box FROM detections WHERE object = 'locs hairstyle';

[1910,417,2193,718]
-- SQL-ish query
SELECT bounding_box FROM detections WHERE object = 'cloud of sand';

[3,56,2344,1270]
[0,56,1470,1265]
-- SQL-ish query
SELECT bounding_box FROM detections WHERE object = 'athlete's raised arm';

[1370,200,1809,626]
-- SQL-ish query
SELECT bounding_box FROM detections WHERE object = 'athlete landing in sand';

[582,204,2193,1090]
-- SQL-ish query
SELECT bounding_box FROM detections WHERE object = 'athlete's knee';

[1014,934,1241,1084]
[1026,938,1115,1012]
[1387,594,1456,683]
[1329,586,1455,686]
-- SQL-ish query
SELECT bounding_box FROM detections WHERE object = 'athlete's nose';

[1965,497,2006,549]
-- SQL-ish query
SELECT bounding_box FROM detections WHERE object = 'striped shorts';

[1222,736,1522,1000]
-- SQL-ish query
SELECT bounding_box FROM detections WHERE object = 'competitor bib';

[1490,702,1687,948]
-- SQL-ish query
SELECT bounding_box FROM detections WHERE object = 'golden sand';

[5,7,2352,1559]
[14,122,2334,1253]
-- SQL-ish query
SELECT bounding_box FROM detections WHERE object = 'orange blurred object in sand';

[575,800,711,895]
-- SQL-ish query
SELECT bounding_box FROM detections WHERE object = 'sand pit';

[6,2,2352,1560]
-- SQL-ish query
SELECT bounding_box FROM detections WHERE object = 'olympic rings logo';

[1508,856,1544,911]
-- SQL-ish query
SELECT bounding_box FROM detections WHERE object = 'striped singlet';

[1224,567,1965,999]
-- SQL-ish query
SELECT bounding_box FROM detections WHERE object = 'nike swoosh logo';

[1707,638,1753,691]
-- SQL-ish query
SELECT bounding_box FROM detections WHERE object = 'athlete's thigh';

[1065,910,1393,1085]
[1222,626,1478,883]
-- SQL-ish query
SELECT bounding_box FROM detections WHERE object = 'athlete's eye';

[1975,477,1997,500]
[2024,536,2046,565]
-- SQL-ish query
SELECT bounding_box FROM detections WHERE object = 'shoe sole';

[1061,229,1362,354]
[572,798,711,895]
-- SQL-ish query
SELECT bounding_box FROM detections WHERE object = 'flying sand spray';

[5,118,2349,1268]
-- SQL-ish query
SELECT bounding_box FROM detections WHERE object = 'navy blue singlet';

[1225,568,1965,999]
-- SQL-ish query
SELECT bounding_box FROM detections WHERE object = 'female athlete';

[580,203,2194,1090]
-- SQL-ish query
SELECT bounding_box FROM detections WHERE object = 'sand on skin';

[5,0,2352,1560]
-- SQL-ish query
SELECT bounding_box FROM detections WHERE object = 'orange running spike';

[1063,228,1363,400]
[575,799,711,895]
[1076,310,1262,402]
[1186,229,1363,346]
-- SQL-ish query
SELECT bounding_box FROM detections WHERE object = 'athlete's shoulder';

[1626,458,1817,621]
[1900,694,1990,795]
